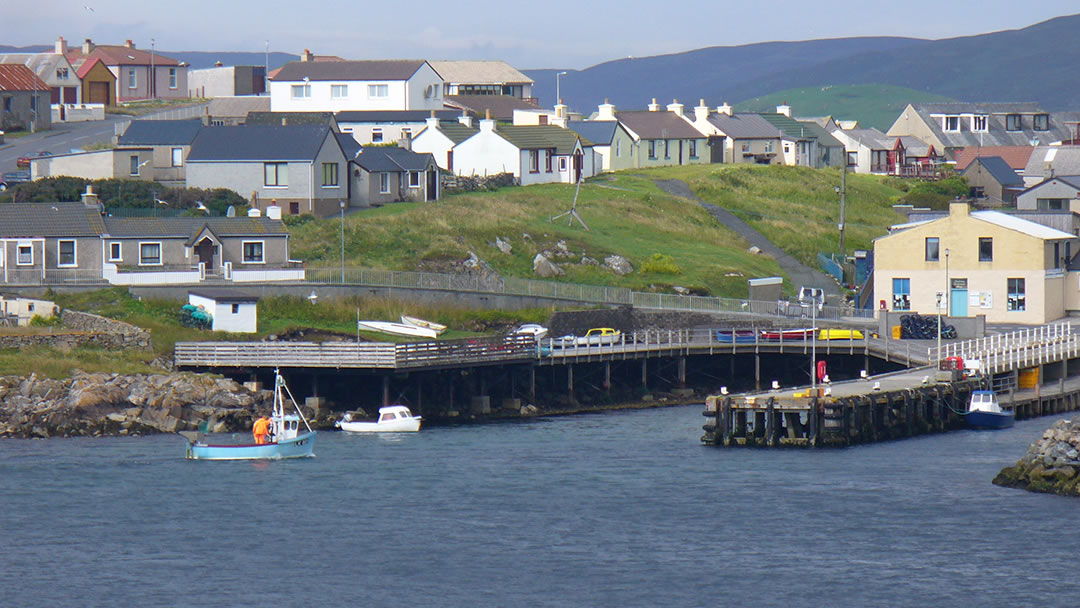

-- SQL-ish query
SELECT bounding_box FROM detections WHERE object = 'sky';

[5,1,1079,70]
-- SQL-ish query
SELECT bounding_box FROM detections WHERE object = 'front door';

[573,152,583,183]
[195,238,216,273]
[426,169,437,201]
[950,277,968,317]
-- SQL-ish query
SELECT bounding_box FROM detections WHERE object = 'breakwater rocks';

[0,372,329,439]
[994,419,1080,496]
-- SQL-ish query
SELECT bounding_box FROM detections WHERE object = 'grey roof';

[841,127,894,150]
[188,288,259,302]
[963,156,1023,187]
[336,133,361,160]
[914,102,1045,115]
[797,120,843,148]
[102,216,289,238]
[352,147,435,172]
[1024,146,1080,179]
[490,125,587,154]
[244,112,337,128]
[0,203,105,238]
[118,119,203,146]
[336,110,459,123]
[616,111,703,140]
[429,121,479,144]
[1021,175,1080,194]
[567,121,618,146]
[207,96,271,118]
[428,60,533,85]
[272,60,427,82]
[897,135,933,157]
[444,95,540,121]
[906,103,1074,149]
[706,113,782,139]
[186,125,336,162]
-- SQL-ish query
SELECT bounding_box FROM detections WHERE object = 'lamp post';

[555,71,568,105]
[150,38,155,100]
[837,160,847,257]
[938,248,950,362]
[339,200,346,284]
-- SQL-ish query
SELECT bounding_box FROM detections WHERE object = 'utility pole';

[839,160,847,257]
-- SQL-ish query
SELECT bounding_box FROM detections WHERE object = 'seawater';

[1,406,1079,607]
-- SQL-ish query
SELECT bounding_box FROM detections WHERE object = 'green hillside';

[289,165,908,299]
[735,84,956,131]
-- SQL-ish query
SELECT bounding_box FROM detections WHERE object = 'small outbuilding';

[187,289,259,333]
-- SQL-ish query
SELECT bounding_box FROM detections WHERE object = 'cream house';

[874,201,1078,324]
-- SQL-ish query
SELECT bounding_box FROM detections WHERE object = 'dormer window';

[1006,114,1022,131]
[971,115,987,132]
[56,67,69,79]
[1034,114,1049,131]
[943,116,960,132]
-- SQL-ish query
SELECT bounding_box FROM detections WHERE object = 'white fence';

[929,322,1078,373]
[51,104,105,123]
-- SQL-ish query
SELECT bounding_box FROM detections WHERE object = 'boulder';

[605,255,634,276]
[494,236,513,255]
[533,253,564,278]
[995,418,1080,496]
[581,256,599,266]
[673,286,690,296]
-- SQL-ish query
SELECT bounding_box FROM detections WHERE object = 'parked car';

[0,170,31,191]
[15,150,51,168]
[574,328,622,346]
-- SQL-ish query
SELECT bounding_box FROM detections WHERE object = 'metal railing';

[928,322,1077,373]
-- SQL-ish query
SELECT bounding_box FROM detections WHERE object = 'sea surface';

[2,406,1079,607]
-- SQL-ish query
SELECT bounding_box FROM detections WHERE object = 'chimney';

[55,36,68,55]
[458,111,473,128]
[301,49,313,62]
[425,110,440,131]
[124,39,135,49]
[776,103,791,117]
[694,98,709,123]
[82,38,94,55]
[717,102,733,116]
[666,99,684,118]
[552,104,568,128]
[81,184,100,208]
[1045,162,1055,179]
[398,136,412,151]
[281,117,287,126]
[480,109,495,132]
[214,60,223,67]
[949,200,970,218]
[648,98,660,112]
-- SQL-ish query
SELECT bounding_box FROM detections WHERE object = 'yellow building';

[874,201,1078,324]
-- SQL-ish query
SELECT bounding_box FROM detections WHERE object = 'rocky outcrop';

[533,253,564,278]
[0,372,330,439]
[994,419,1080,496]
[604,255,634,276]
[61,310,151,349]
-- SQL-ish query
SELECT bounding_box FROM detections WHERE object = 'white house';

[411,114,480,172]
[451,117,595,185]
[269,60,445,113]
[188,290,258,333]
[336,109,460,145]
[829,127,893,174]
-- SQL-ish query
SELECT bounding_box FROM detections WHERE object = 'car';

[15,151,51,169]
[0,170,31,191]
[574,328,622,346]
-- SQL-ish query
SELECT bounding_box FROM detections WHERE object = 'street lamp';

[556,71,568,105]
[938,248,950,362]
[837,160,847,258]
[150,38,155,100]
[339,200,346,284]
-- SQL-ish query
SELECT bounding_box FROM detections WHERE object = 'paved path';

[653,178,841,297]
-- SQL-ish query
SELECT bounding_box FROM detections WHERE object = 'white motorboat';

[336,406,422,433]
[513,323,549,340]
[357,320,438,339]
[401,315,447,335]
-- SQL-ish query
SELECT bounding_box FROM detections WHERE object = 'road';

[0,115,131,172]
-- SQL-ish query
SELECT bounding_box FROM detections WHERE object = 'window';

[264,162,288,187]
[57,240,76,267]
[616,139,622,157]
[1007,278,1026,311]
[545,149,553,173]
[108,242,122,262]
[2,96,10,112]
[649,141,657,159]
[846,151,857,166]
[138,242,161,266]
[409,171,420,187]
[400,127,411,140]
[559,157,567,171]
[664,140,671,159]
[1038,198,1067,210]
[784,144,791,154]
[371,128,383,143]
[943,116,960,132]
[231,303,239,314]
[1054,242,1062,269]
[379,173,390,193]
[168,68,177,89]
[17,244,33,265]
[331,84,348,98]
[129,155,140,176]
[291,84,311,99]
[1005,114,1022,131]
[242,241,264,264]
[529,149,539,173]
[368,84,389,98]
[56,67,69,79]
[979,237,993,262]
[925,237,940,262]
[764,141,774,153]
[432,84,439,97]
[128,69,136,89]
[689,140,697,158]
[1034,114,1049,131]
[741,143,750,154]
[892,278,911,311]
[289,202,300,215]
[971,115,987,132]
[171,147,183,167]
[321,162,338,187]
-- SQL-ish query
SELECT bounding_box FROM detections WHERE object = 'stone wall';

[61,310,151,349]
[0,333,143,350]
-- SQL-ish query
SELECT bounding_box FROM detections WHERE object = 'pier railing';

[928,321,1077,373]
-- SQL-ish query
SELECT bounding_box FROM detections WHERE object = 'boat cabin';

[378,406,415,423]
[275,414,303,441]
[969,390,1003,413]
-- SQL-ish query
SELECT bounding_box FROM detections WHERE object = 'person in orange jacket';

[252,416,271,445]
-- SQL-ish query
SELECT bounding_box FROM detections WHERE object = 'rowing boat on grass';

[357,320,438,339]
[401,315,447,335]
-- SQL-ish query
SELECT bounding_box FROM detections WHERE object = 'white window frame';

[171,147,183,167]
[400,127,412,140]
[108,241,122,262]
[409,171,421,188]
[57,239,77,268]
[0,246,4,267]
[168,68,177,89]
[331,84,348,98]
[138,241,163,266]
[241,240,265,264]
[368,84,389,98]
[321,162,339,188]
[291,84,311,99]
[264,162,288,188]
[379,173,390,193]
[128,69,137,89]
[971,115,988,132]
[371,128,384,143]
[16,242,34,266]
[130,155,141,176]
[943,116,960,132]
[559,157,568,171]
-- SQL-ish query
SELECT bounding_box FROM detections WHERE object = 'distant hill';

[525,13,1080,116]
[735,84,956,131]
[0,45,297,70]
[0,44,49,53]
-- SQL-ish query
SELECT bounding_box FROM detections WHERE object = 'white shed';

[187,290,259,333]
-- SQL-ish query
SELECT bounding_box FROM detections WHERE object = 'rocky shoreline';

[994,418,1080,497]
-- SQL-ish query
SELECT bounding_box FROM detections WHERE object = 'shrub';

[283,213,316,227]
[641,253,681,275]
[28,314,61,327]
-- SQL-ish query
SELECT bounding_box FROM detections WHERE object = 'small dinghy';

[966,390,1014,430]
[181,369,316,460]
[357,320,438,339]
[336,405,422,433]
[401,315,447,336]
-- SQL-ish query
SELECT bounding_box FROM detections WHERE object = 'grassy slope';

[734,84,955,131]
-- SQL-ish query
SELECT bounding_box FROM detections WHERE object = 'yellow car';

[574,327,622,346]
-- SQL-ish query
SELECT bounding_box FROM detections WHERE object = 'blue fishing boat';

[182,370,316,460]
[965,390,1015,430]
[715,329,757,344]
